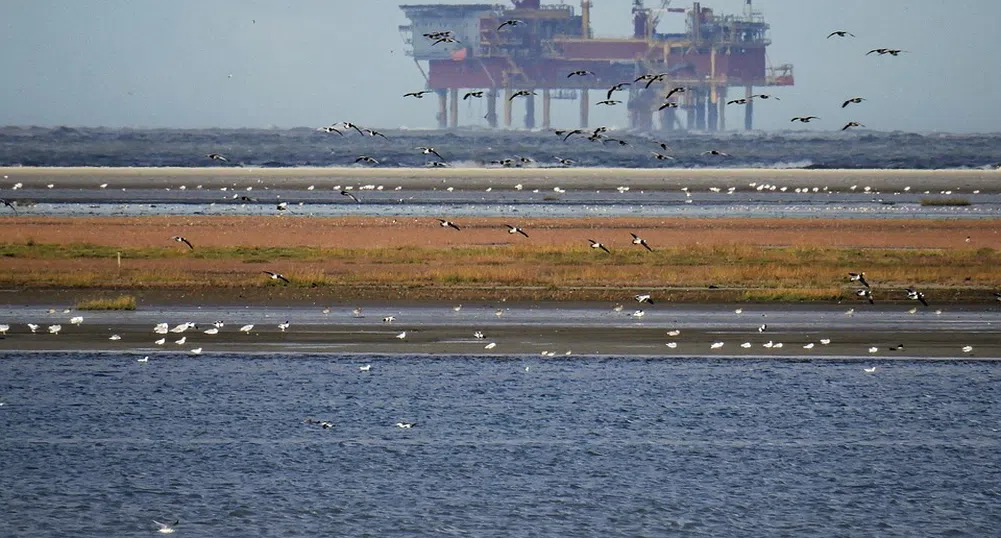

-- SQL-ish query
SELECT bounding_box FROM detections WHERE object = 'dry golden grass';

[75,295,137,311]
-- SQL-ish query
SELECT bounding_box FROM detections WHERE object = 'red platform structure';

[399,0,793,131]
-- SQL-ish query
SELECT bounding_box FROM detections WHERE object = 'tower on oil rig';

[399,0,793,132]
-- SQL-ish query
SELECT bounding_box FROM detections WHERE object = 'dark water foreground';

[2,353,1000,537]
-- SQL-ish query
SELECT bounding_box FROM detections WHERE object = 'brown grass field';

[1,216,999,304]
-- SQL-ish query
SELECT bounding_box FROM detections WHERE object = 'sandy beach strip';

[3,166,1000,192]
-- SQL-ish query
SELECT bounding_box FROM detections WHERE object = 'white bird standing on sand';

[396,331,407,339]
[174,336,186,345]
[155,337,166,345]
[240,324,254,333]
[484,342,497,349]
[70,316,83,325]
[190,347,203,355]
[27,323,39,333]
[962,345,974,353]
[710,342,724,349]
[109,334,121,341]
[0,324,8,335]
[204,328,219,335]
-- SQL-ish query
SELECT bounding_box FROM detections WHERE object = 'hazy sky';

[2,0,999,132]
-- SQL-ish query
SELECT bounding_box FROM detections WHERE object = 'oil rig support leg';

[524,91,536,129]
[718,87,727,131]
[486,90,498,128]
[707,88,719,131]
[661,107,677,132]
[744,85,753,131]
[685,92,695,130]
[542,89,551,130]
[695,90,706,130]
[436,90,447,130]
[579,89,589,129]
[504,88,513,129]
[449,88,459,129]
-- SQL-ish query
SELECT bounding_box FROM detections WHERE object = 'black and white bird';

[497,19,523,30]
[509,89,536,100]
[417,146,444,160]
[906,287,929,306]
[263,271,290,284]
[856,288,874,304]
[206,153,227,162]
[658,102,679,110]
[664,86,687,100]
[827,30,855,38]
[355,155,379,165]
[341,190,360,203]
[463,90,484,100]
[276,201,289,212]
[317,125,343,135]
[596,99,621,106]
[404,90,432,98]
[0,198,17,215]
[751,94,780,101]
[701,150,729,157]
[650,151,674,161]
[395,421,416,429]
[635,294,654,304]
[842,121,865,131]
[849,272,870,288]
[630,233,653,251]
[791,116,820,123]
[567,70,594,78]
[339,122,365,135]
[172,236,193,249]
[606,82,630,100]
[555,156,575,166]
[842,97,865,108]
[727,98,751,105]
[867,48,905,56]
[439,219,461,231]
[588,239,611,254]
[363,128,388,139]
[506,224,529,238]
[993,291,1001,302]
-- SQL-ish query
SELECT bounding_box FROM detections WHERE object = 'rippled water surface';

[2,353,1000,537]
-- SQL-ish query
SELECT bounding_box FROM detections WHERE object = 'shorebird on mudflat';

[276,201,289,212]
[438,219,461,231]
[240,324,254,333]
[630,233,653,251]
[505,224,529,238]
[588,239,611,254]
[849,272,870,288]
[906,287,929,306]
[27,323,39,333]
[263,271,290,284]
[172,236,193,249]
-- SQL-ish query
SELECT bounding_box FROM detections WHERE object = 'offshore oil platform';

[398,0,793,132]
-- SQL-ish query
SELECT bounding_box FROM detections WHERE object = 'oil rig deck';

[399,0,793,131]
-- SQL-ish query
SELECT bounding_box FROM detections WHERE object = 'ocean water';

[2,126,1000,169]
[2,353,1000,537]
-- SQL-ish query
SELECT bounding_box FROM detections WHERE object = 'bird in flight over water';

[842,97,865,108]
[827,30,855,38]
[206,153,227,162]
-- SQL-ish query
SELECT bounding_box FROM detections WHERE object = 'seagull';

[463,90,484,100]
[842,97,865,108]
[206,153,227,162]
[27,323,39,333]
[567,70,594,78]
[190,347,202,355]
[484,342,497,349]
[396,331,407,339]
[820,339,831,345]
[509,90,536,100]
[203,328,219,335]
[383,316,396,323]
[174,336,186,345]
[596,99,621,106]
[667,330,681,337]
[452,304,462,312]
[263,271,290,283]
[153,520,179,534]
[849,272,869,288]
[588,239,610,254]
[155,337,166,345]
[138,356,149,363]
[791,116,820,123]
[842,121,865,131]
[109,334,121,341]
[962,345,974,353]
[172,236,193,249]
[497,19,523,30]
[868,347,878,354]
[505,224,529,237]
[395,421,416,429]
[710,342,724,349]
[803,343,815,349]
[864,365,877,372]
[417,146,444,160]
[906,287,929,306]
[605,82,630,100]
[666,342,678,348]
[630,233,653,251]
[355,156,379,165]
[359,364,372,372]
[635,294,654,304]
[404,90,432,98]
[740,342,752,348]
[240,324,254,333]
[70,316,83,325]
[0,198,17,215]
[827,30,855,38]
[438,219,461,231]
[856,289,874,304]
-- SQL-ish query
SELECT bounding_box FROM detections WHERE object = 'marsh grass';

[920,197,971,206]
[75,295,137,310]
[3,241,999,301]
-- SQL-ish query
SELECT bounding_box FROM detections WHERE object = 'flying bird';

[727,98,751,105]
[206,153,227,162]
[906,287,929,306]
[588,239,611,254]
[172,236,193,249]
[827,30,855,38]
[438,219,461,231]
[650,151,674,161]
[842,97,865,108]
[497,19,523,30]
[701,150,729,157]
[463,90,484,100]
[849,272,870,288]
[842,121,865,131]
[856,288,874,304]
[509,89,536,100]
[317,125,343,135]
[417,146,444,160]
[363,128,388,139]
[606,82,630,100]
[404,90,432,98]
[263,271,290,284]
[630,233,653,251]
[0,198,17,215]
[596,99,621,106]
[505,224,529,237]
[751,93,780,101]
[635,294,654,304]
[664,87,687,100]
[567,70,595,78]
[340,190,360,203]
[658,102,679,110]
[791,116,819,123]
[355,155,379,165]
